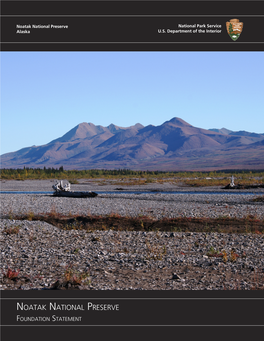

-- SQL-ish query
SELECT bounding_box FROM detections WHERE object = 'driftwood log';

[52,180,71,192]
[53,191,98,198]
[223,184,264,190]
[52,180,98,198]
[223,176,264,190]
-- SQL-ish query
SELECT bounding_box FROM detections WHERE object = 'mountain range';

[1,117,264,171]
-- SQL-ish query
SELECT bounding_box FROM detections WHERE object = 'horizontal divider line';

[2,297,264,300]
[2,15,264,17]
[2,325,264,327]
[2,42,264,44]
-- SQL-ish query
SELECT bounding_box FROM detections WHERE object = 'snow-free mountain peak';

[1,117,264,170]
[166,117,193,127]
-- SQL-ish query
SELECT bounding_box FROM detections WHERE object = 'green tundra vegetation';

[0,167,264,186]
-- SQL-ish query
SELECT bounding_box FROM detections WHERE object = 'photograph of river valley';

[1,170,264,291]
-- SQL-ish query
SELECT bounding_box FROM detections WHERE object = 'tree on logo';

[228,23,233,34]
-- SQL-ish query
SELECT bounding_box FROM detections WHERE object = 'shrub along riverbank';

[1,168,264,187]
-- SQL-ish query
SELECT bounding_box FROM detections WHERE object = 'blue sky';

[1,51,263,155]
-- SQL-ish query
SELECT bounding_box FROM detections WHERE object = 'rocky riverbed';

[1,179,264,290]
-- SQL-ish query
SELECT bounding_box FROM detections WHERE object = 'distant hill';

[1,118,264,170]
[209,128,263,138]
[209,128,233,135]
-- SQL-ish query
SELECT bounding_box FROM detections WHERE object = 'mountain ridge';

[1,117,264,171]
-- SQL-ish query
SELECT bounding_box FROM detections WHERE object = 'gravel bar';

[1,180,264,290]
[1,191,264,220]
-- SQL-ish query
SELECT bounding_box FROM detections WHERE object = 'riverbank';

[1,178,264,193]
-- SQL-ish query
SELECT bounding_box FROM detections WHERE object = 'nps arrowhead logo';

[226,19,243,41]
